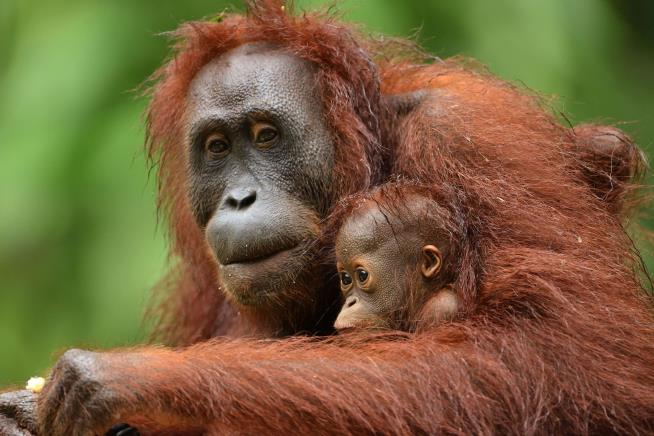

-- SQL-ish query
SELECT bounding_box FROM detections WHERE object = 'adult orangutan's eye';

[257,128,277,143]
[356,268,369,284]
[205,133,230,159]
[340,271,353,286]
[253,122,279,148]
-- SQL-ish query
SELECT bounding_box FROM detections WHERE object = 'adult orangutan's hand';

[0,389,38,435]
[35,348,201,436]
[36,349,138,436]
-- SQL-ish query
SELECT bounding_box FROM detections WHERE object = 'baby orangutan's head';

[332,185,460,331]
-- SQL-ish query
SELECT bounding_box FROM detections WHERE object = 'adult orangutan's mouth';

[220,243,299,267]
[218,241,299,266]
[218,242,314,303]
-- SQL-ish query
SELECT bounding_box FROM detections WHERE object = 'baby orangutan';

[332,184,461,331]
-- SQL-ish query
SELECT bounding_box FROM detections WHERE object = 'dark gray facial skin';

[186,43,335,306]
[334,198,450,331]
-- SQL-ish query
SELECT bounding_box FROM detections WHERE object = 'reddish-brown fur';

[146,0,388,343]
[30,0,654,434]
[572,123,647,214]
[326,181,470,330]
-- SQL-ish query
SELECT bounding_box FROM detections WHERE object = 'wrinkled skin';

[334,196,455,330]
[0,390,38,436]
[573,124,645,211]
[0,351,122,436]
[35,350,134,435]
[0,18,646,436]
[0,45,337,436]
[15,349,201,435]
[189,43,334,306]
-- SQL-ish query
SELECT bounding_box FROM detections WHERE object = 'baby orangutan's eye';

[356,268,369,284]
[340,271,352,286]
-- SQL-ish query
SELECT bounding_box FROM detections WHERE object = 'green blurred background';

[1,0,652,386]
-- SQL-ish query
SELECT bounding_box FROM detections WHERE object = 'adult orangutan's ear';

[421,245,442,278]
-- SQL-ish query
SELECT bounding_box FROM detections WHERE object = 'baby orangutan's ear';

[421,245,442,278]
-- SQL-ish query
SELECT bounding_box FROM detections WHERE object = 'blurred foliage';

[0,0,652,386]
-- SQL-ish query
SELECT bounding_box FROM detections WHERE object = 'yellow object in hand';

[26,376,45,393]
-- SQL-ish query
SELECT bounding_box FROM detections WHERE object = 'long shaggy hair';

[146,0,390,342]
[142,0,654,433]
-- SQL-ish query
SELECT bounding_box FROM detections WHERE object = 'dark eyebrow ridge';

[188,117,230,143]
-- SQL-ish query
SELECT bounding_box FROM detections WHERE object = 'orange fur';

[129,1,654,434]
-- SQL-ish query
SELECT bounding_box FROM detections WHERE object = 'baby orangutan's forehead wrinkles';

[336,205,405,258]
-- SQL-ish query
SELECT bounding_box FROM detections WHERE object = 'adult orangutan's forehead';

[187,44,319,125]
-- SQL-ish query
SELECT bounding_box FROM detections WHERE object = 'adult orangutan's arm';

[34,253,654,435]
[34,332,489,435]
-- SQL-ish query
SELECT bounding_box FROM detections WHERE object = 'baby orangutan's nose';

[334,296,360,331]
[345,296,358,308]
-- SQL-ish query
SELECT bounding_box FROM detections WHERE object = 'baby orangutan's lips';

[335,326,357,334]
[335,314,389,332]
[335,318,368,331]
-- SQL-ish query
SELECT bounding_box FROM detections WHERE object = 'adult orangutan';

[1,1,653,434]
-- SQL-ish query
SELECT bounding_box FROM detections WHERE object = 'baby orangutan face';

[334,198,449,331]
